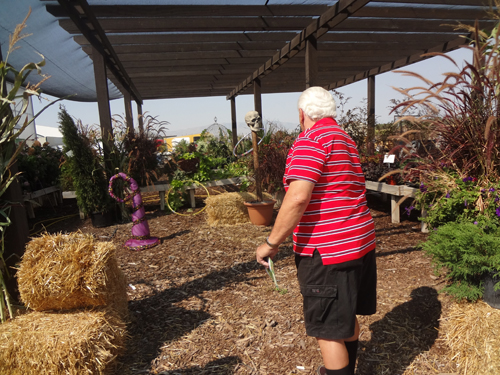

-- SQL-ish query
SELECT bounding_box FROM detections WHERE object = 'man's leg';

[317,318,359,373]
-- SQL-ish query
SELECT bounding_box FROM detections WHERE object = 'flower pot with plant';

[242,111,278,226]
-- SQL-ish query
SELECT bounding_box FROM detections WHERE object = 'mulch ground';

[26,190,459,375]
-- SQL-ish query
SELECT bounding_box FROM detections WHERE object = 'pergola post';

[123,90,134,134]
[230,96,237,150]
[305,36,318,88]
[137,102,144,135]
[367,75,376,156]
[92,46,114,172]
[253,78,263,201]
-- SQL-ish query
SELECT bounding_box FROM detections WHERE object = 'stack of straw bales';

[0,232,128,375]
[205,191,273,226]
[442,301,500,374]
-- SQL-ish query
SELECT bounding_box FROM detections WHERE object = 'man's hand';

[256,243,279,268]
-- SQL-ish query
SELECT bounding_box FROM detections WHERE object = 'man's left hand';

[256,243,279,268]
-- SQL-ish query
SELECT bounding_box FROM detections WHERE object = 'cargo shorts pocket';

[300,285,338,323]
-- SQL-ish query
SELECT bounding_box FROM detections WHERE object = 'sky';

[31,47,472,138]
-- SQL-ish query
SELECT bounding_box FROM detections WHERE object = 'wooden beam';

[74,31,298,45]
[230,97,237,150]
[48,4,331,18]
[56,0,143,104]
[355,4,488,20]
[326,36,467,90]
[253,77,262,202]
[227,0,372,99]
[137,102,144,134]
[123,90,134,133]
[305,36,318,88]
[367,75,375,156]
[92,45,114,172]
[59,16,314,34]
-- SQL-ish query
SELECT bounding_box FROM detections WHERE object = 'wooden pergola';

[43,0,495,152]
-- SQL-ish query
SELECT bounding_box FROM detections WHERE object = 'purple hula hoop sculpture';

[108,172,159,251]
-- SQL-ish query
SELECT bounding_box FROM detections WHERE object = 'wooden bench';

[365,181,427,232]
[23,186,63,219]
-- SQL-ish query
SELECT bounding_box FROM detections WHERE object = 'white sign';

[383,154,395,163]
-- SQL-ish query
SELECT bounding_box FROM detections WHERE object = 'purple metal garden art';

[108,172,159,251]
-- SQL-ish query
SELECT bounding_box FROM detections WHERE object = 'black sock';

[344,339,359,375]
[325,365,350,375]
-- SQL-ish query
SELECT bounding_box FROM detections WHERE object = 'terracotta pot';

[244,200,276,226]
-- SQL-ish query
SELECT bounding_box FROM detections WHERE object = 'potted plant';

[242,112,278,226]
[58,107,115,227]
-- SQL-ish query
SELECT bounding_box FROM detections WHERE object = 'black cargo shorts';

[295,249,377,340]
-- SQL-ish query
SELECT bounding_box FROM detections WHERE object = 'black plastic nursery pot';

[483,272,500,309]
[90,210,115,228]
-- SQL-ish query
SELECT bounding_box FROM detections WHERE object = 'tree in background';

[59,107,112,216]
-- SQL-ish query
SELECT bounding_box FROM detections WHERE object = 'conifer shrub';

[421,222,500,302]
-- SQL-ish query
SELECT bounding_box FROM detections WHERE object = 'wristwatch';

[265,237,279,248]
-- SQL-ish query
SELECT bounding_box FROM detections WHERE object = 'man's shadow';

[357,286,442,375]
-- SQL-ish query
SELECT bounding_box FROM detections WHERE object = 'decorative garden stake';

[243,111,276,226]
[245,110,263,201]
[108,172,159,250]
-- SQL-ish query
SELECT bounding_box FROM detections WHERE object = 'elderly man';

[255,87,377,375]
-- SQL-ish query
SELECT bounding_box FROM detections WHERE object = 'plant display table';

[365,181,426,232]
[23,186,63,219]
[140,177,249,211]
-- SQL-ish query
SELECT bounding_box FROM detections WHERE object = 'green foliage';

[17,143,63,192]
[421,221,500,301]
[58,107,112,215]
[416,174,500,232]
[166,179,189,212]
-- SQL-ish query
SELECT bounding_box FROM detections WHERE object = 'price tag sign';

[383,154,395,164]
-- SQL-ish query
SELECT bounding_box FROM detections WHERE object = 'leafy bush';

[421,221,500,301]
[416,174,500,231]
[17,142,63,192]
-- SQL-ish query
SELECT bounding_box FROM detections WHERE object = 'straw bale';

[0,308,127,375]
[205,192,273,226]
[441,301,500,375]
[17,232,128,318]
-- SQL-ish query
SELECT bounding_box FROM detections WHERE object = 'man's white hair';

[297,86,337,120]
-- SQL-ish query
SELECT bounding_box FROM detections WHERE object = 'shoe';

[317,365,326,375]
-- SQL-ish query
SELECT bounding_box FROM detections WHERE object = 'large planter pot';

[90,210,115,228]
[483,272,500,309]
[244,200,276,226]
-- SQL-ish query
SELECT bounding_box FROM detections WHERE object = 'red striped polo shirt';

[284,117,376,265]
